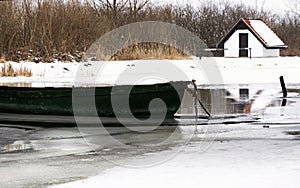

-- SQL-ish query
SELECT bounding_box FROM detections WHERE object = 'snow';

[0,60,203,87]
[248,19,286,47]
[0,57,299,87]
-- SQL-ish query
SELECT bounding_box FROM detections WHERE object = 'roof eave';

[266,45,288,49]
[216,18,245,48]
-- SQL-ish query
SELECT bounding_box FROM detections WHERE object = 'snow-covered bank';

[216,56,300,85]
[0,56,299,87]
[0,59,203,87]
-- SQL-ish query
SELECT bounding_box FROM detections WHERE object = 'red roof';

[243,18,286,47]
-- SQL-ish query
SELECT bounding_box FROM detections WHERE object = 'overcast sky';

[153,0,293,15]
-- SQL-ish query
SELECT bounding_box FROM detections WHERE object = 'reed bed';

[0,0,298,62]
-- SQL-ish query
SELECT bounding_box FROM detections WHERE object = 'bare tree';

[89,0,128,17]
[290,0,300,16]
[87,0,131,28]
[128,0,150,19]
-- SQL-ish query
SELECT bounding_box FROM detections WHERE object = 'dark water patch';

[285,131,300,136]
[285,131,300,140]
[0,125,36,131]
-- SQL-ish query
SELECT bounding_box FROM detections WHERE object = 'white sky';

[153,0,293,15]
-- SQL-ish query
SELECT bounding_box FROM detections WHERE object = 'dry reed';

[111,43,189,60]
[1,63,33,77]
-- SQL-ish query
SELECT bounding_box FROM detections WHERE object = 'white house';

[217,18,287,58]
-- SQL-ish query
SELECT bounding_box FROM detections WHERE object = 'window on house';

[240,88,249,100]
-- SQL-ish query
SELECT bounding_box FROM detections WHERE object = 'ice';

[50,124,300,188]
[1,121,300,188]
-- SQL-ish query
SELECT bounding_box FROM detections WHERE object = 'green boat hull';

[0,82,188,121]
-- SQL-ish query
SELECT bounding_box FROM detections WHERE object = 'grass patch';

[111,43,189,61]
[0,54,5,63]
[1,63,32,77]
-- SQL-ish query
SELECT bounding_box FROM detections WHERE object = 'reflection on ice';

[249,90,300,124]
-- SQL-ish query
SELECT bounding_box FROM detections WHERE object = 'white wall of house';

[263,48,280,57]
[224,29,280,58]
[224,30,242,57]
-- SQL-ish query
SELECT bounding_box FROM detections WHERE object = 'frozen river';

[1,54,300,188]
[1,119,300,188]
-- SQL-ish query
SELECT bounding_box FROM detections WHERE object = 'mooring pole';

[280,76,287,107]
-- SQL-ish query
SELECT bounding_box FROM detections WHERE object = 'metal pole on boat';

[191,80,212,119]
[280,76,287,107]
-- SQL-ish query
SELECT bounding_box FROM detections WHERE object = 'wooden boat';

[0,81,189,126]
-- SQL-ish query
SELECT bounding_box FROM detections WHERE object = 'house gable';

[217,18,287,50]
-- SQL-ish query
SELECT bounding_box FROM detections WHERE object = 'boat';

[0,81,189,126]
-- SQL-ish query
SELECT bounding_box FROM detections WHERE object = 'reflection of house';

[217,18,287,58]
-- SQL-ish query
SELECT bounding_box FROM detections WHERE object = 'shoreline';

[0,56,299,85]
